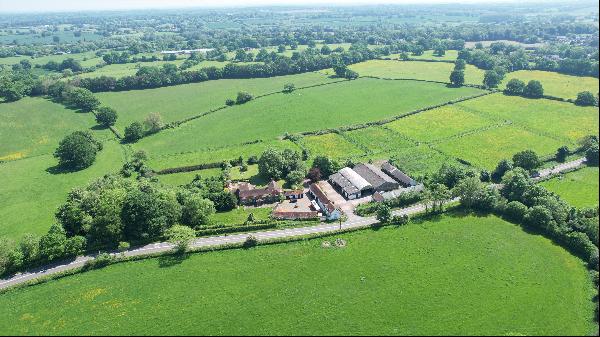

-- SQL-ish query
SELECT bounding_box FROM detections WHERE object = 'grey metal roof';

[381,162,416,186]
[330,172,360,196]
[353,163,398,189]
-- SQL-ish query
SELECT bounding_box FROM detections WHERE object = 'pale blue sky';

[0,0,525,13]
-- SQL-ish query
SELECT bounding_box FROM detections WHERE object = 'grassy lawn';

[541,166,599,208]
[346,60,484,85]
[96,72,337,131]
[385,144,459,177]
[157,168,223,186]
[342,126,416,154]
[0,214,595,335]
[146,140,300,171]
[434,125,565,170]
[501,70,599,100]
[0,97,112,160]
[135,78,484,156]
[386,105,496,143]
[300,133,366,159]
[456,93,599,143]
[0,141,125,240]
[208,206,272,225]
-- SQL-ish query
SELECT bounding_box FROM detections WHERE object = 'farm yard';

[0,214,595,335]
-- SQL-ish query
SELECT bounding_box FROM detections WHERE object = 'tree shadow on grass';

[46,163,85,175]
[90,124,106,131]
[157,253,188,268]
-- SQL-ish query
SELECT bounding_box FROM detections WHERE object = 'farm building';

[235,181,283,206]
[329,172,361,199]
[353,163,399,192]
[308,183,342,220]
[381,162,417,187]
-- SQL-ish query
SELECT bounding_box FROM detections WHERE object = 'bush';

[225,98,235,106]
[236,91,253,104]
[585,142,599,166]
[243,235,259,248]
[84,252,115,270]
[504,201,528,222]
[504,78,525,95]
[124,121,145,142]
[574,91,597,106]
[95,106,117,127]
[512,150,540,171]
[523,80,544,98]
[54,131,103,170]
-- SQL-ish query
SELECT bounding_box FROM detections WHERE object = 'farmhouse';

[308,182,342,220]
[381,162,417,187]
[235,181,283,206]
[352,163,399,192]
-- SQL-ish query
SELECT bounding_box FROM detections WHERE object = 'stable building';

[308,183,342,221]
[352,163,399,192]
[329,172,361,199]
[381,162,417,187]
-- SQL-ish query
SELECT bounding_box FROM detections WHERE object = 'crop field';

[385,105,496,143]
[342,126,416,154]
[300,133,366,159]
[134,78,484,155]
[434,125,565,169]
[0,214,595,335]
[501,70,599,99]
[541,167,599,208]
[456,93,599,143]
[0,141,125,240]
[346,60,484,84]
[96,72,337,131]
[0,97,112,160]
[147,140,300,171]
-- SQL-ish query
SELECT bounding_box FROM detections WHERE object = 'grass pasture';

[386,105,496,143]
[0,141,125,240]
[387,49,459,61]
[342,126,416,154]
[456,93,599,143]
[96,72,337,131]
[135,78,484,156]
[434,124,565,169]
[541,166,599,208]
[501,70,599,100]
[0,97,111,160]
[0,214,595,335]
[385,144,458,177]
[346,59,484,85]
[300,133,366,159]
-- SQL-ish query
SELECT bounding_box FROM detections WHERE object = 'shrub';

[124,121,145,142]
[523,80,544,98]
[504,201,528,222]
[574,91,597,106]
[225,98,235,106]
[586,142,599,166]
[236,91,253,104]
[54,131,103,170]
[555,146,570,163]
[95,106,118,127]
[512,150,540,171]
[283,83,296,93]
[243,235,259,248]
[504,78,525,96]
[84,252,115,270]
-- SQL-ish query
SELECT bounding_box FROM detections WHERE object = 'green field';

[0,141,125,240]
[456,93,599,143]
[147,140,300,171]
[0,214,595,335]
[387,49,459,61]
[386,144,459,177]
[386,105,496,143]
[541,167,599,208]
[0,97,111,160]
[300,133,366,159]
[434,125,565,169]
[134,78,484,156]
[501,70,599,100]
[342,126,416,155]
[96,72,337,131]
[157,168,223,186]
[346,60,484,84]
